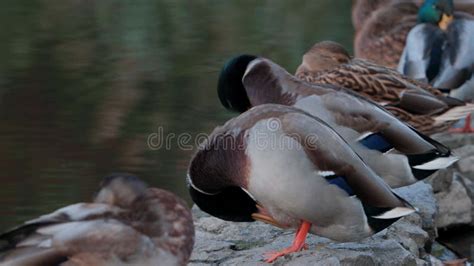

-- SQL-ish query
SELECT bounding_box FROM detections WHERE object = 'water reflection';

[0,0,352,229]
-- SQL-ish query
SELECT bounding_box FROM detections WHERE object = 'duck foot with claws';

[449,114,474,133]
[264,221,311,263]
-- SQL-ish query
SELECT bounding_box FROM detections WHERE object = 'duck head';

[94,173,148,208]
[187,131,258,222]
[418,0,454,30]
[296,41,351,74]
[218,54,258,113]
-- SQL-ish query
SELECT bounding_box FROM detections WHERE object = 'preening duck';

[295,41,474,134]
[188,104,416,263]
[218,54,457,188]
[0,174,195,266]
[398,0,474,132]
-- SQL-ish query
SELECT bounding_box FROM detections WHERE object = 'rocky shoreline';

[189,133,474,265]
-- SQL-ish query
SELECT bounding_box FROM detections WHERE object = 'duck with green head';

[217,53,461,189]
[295,41,474,135]
[418,0,454,28]
[353,0,474,69]
[398,0,474,132]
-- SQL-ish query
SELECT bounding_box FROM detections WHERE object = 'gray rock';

[386,215,429,257]
[457,175,474,226]
[190,187,435,266]
[431,133,474,148]
[394,182,438,239]
[457,155,474,177]
[435,177,472,228]
[452,145,474,159]
[427,169,454,193]
[190,210,422,265]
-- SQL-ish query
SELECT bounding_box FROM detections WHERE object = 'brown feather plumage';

[296,41,471,134]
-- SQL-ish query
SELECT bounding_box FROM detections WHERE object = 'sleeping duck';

[294,41,474,134]
[398,0,474,132]
[188,104,416,263]
[0,174,195,266]
[353,0,474,68]
[218,54,457,188]
[354,2,419,68]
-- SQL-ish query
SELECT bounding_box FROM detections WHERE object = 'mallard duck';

[0,174,195,266]
[188,104,416,263]
[217,54,458,188]
[295,41,474,134]
[398,0,474,132]
[353,0,474,68]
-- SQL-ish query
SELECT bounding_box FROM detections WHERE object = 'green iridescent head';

[418,0,454,24]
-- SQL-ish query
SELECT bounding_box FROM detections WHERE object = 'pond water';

[0,0,352,230]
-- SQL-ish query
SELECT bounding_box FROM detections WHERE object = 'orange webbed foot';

[263,221,311,263]
[449,114,474,134]
[264,245,307,263]
[449,127,474,133]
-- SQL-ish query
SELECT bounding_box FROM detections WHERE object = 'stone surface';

[431,133,474,149]
[428,169,454,194]
[396,182,437,239]
[435,177,472,228]
[189,134,474,264]
[190,183,438,265]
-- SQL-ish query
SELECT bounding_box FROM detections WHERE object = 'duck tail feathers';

[363,200,416,233]
[405,150,458,180]
[410,155,458,170]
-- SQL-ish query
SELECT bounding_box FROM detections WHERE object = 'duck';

[398,0,474,132]
[354,1,419,68]
[353,0,474,68]
[352,0,385,34]
[217,54,458,188]
[188,104,416,263]
[0,174,195,266]
[294,41,474,134]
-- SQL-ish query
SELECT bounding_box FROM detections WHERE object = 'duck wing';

[279,111,407,209]
[0,203,146,265]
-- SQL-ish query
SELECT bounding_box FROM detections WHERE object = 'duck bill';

[439,14,453,31]
[251,213,286,229]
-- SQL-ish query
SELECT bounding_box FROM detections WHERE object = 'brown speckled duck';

[217,54,457,189]
[295,41,474,134]
[188,104,416,263]
[0,174,195,266]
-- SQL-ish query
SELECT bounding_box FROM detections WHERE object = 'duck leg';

[450,113,474,133]
[264,221,311,263]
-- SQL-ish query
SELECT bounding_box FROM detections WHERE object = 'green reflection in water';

[0,0,352,230]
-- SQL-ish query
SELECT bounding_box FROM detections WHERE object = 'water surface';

[0,0,352,230]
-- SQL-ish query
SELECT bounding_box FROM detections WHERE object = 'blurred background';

[0,0,352,230]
